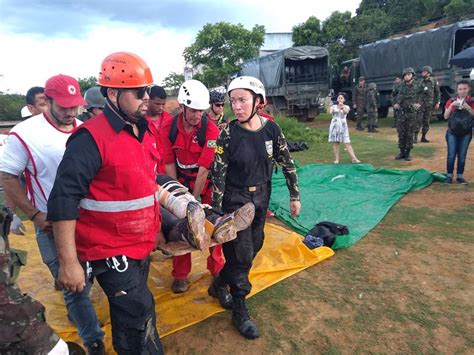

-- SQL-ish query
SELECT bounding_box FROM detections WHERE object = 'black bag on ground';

[287,141,309,152]
[303,221,349,249]
[448,108,473,136]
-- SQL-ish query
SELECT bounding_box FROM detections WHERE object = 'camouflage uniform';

[394,68,420,160]
[353,80,367,130]
[211,119,299,300]
[0,207,61,354]
[391,81,401,127]
[366,83,379,132]
[414,67,440,142]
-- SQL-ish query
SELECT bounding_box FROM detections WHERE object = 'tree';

[0,94,25,121]
[444,0,471,19]
[348,8,391,47]
[162,72,184,96]
[77,76,98,94]
[183,22,265,88]
[292,16,323,46]
[321,11,353,65]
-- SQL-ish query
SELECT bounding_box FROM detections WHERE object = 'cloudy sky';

[0,0,359,94]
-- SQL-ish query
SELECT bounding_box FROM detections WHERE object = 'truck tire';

[378,106,389,118]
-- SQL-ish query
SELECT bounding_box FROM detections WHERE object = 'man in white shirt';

[0,74,105,353]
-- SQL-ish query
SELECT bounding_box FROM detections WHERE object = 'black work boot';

[421,133,430,143]
[395,149,405,160]
[232,297,260,339]
[208,276,232,309]
[404,149,412,161]
[85,340,105,355]
[413,132,418,144]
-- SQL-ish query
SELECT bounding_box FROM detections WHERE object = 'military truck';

[336,19,474,119]
[239,46,330,121]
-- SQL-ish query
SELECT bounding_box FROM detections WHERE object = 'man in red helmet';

[0,74,105,353]
[47,52,164,354]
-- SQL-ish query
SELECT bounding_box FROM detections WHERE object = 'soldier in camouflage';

[211,76,300,340]
[366,82,379,133]
[391,76,402,128]
[353,76,367,130]
[0,207,74,354]
[413,65,440,143]
[393,67,421,161]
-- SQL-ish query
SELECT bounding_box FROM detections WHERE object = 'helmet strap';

[106,90,140,124]
[183,106,199,127]
[240,96,259,124]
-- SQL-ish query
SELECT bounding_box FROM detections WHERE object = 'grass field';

[163,114,474,354]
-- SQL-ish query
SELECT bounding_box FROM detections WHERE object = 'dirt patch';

[400,188,474,210]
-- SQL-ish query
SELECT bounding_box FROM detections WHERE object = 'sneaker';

[171,278,190,293]
[456,177,468,185]
[233,202,255,232]
[85,340,104,355]
[444,176,453,184]
[186,202,209,250]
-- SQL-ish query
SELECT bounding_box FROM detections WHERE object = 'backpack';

[449,107,473,136]
[168,113,208,147]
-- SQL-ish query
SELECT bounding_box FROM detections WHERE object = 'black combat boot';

[85,340,105,355]
[395,149,405,160]
[421,133,430,143]
[404,149,412,161]
[413,132,418,144]
[232,297,260,339]
[208,276,233,310]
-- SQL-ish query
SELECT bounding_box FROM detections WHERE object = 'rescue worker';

[391,76,402,128]
[366,82,379,133]
[0,206,78,354]
[0,74,105,353]
[393,67,421,161]
[146,85,173,173]
[414,65,440,143]
[77,86,106,122]
[353,76,367,130]
[25,86,47,116]
[162,80,224,294]
[211,76,301,339]
[47,52,164,354]
[208,90,227,129]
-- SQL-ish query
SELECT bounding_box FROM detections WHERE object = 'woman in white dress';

[328,93,361,164]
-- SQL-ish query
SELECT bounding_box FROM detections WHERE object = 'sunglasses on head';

[213,103,224,107]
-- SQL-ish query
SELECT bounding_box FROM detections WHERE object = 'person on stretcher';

[156,174,255,255]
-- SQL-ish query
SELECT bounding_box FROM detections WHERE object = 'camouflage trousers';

[414,105,433,134]
[356,104,366,127]
[0,283,60,353]
[367,111,378,127]
[397,110,416,150]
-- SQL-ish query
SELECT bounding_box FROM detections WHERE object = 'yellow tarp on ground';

[11,221,333,352]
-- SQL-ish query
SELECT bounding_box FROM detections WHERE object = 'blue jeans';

[445,130,472,175]
[35,226,104,344]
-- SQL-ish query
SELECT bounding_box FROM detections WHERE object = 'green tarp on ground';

[269,164,443,249]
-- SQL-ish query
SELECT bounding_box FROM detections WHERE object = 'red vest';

[75,113,160,261]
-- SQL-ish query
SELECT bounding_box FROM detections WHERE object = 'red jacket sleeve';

[160,116,176,165]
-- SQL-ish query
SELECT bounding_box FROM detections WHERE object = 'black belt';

[227,181,269,192]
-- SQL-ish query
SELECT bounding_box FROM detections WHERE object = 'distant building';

[259,33,294,57]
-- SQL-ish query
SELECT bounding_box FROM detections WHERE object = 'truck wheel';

[378,106,389,118]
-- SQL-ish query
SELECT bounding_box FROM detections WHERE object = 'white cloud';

[0,1,360,94]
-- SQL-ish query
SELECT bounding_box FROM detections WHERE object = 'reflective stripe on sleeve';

[176,158,199,170]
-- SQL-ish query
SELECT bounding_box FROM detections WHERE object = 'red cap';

[44,74,87,108]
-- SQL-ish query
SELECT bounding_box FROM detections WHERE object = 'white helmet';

[20,106,33,119]
[228,76,266,102]
[178,79,210,110]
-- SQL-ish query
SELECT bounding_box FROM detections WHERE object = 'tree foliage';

[162,72,184,96]
[0,94,25,121]
[77,76,98,94]
[293,0,473,68]
[183,22,265,87]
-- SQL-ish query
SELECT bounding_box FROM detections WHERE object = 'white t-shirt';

[0,113,81,212]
